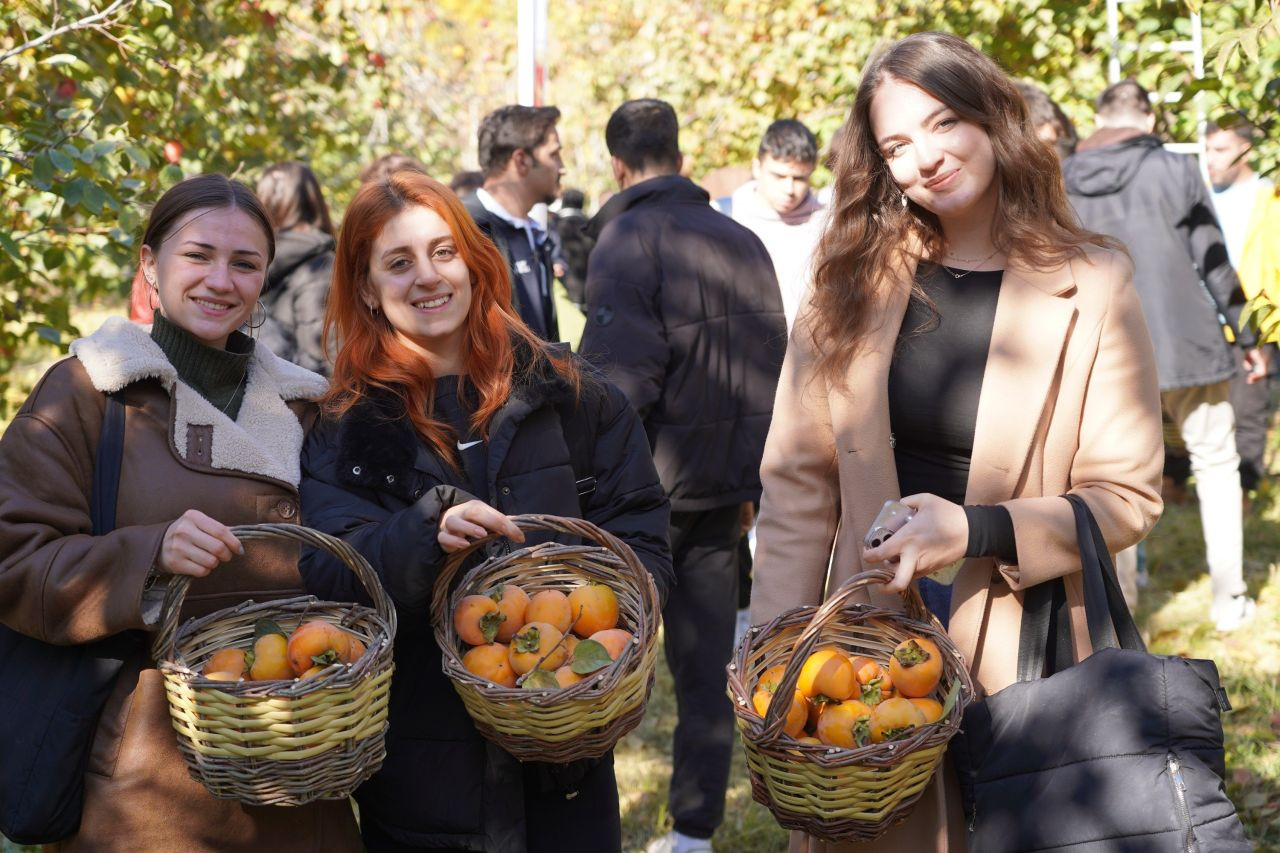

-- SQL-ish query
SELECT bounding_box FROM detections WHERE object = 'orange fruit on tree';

[869,697,927,743]
[568,582,619,637]
[488,584,530,643]
[909,697,945,724]
[525,590,573,634]
[453,594,503,646]
[796,648,857,701]
[463,642,517,688]
[888,637,943,698]
[204,648,248,678]
[588,628,633,661]
[508,622,568,674]
[816,699,875,748]
[249,632,294,681]
[287,620,352,676]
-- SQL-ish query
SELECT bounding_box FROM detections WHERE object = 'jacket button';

[413,488,424,499]
[276,500,297,519]
[386,474,396,485]
[352,465,362,476]
[500,486,511,496]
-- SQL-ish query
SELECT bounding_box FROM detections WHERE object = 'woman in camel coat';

[749,33,1164,852]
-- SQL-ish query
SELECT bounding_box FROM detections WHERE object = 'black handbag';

[0,391,146,845]
[948,494,1251,852]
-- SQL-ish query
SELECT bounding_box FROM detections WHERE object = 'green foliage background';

[2,0,1278,414]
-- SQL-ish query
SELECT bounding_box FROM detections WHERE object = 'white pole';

[518,0,535,106]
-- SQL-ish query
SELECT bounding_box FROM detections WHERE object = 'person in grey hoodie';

[1064,80,1265,631]
[256,161,337,375]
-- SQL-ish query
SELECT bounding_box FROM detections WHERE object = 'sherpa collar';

[70,316,328,486]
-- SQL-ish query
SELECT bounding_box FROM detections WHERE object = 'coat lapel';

[950,258,1077,673]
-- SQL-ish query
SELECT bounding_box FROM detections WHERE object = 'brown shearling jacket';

[0,317,361,852]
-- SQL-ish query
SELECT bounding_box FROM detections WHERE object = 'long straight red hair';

[322,171,577,461]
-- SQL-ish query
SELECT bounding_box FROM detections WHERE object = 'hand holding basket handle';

[438,500,526,553]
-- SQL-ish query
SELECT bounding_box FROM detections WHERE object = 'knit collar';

[149,312,253,416]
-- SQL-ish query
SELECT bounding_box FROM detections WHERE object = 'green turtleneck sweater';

[150,313,255,420]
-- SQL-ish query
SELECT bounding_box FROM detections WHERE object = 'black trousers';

[362,753,621,852]
[664,504,742,840]
[1229,355,1271,491]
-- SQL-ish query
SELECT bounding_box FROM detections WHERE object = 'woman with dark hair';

[256,160,337,375]
[0,174,360,850]
[749,32,1164,850]
[298,170,672,852]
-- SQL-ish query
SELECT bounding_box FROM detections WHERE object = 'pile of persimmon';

[201,618,367,682]
[453,581,634,690]
[751,636,947,749]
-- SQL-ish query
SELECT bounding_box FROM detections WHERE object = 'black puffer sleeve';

[298,418,473,613]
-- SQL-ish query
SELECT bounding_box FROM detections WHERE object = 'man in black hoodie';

[1064,80,1264,631]
[580,99,785,853]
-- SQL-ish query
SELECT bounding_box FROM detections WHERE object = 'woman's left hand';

[862,493,968,593]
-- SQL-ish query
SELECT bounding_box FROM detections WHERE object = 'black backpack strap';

[556,398,597,516]
[91,391,126,536]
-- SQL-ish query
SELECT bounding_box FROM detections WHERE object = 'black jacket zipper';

[1167,752,1200,853]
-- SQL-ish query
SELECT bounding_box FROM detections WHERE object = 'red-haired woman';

[750,33,1164,850]
[297,170,672,852]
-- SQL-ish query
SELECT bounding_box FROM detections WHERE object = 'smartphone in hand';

[864,500,915,550]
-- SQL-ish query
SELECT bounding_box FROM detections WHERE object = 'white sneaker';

[645,830,714,853]
[1212,595,1257,632]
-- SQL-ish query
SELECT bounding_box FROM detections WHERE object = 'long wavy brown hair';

[811,31,1117,384]
[322,171,577,461]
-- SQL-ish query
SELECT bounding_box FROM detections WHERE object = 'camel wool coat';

[749,246,1164,852]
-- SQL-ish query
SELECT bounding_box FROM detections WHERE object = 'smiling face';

[366,204,473,374]
[870,76,998,229]
[141,206,270,350]
[753,154,815,215]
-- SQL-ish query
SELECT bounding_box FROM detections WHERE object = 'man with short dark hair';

[580,98,786,853]
[1065,79,1264,631]
[1015,80,1078,160]
[728,119,825,330]
[1206,118,1276,496]
[464,105,564,341]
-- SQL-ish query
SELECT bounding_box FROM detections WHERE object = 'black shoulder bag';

[948,494,1251,853]
[0,391,146,845]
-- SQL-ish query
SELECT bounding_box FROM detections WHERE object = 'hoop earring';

[247,299,267,331]
[147,283,158,313]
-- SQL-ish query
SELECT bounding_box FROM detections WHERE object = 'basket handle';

[756,567,933,742]
[151,523,396,665]
[428,513,656,629]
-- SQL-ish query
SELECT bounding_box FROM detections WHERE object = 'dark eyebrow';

[877,105,954,147]
[178,240,263,259]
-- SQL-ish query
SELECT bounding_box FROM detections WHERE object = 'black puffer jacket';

[297,347,671,851]
[259,228,335,376]
[1064,130,1250,390]
[579,174,787,511]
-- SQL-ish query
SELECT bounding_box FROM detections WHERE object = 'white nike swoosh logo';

[457,440,482,450]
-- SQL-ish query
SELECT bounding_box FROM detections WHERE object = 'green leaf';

[160,164,184,186]
[41,53,79,66]
[62,177,89,207]
[36,326,61,345]
[43,247,65,270]
[941,680,962,718]
[0,233,22,262]
[522,669,559,690]
[570,638,614,675]
[32,154,54,186]
[125,145,152,169]
[48,148,75,173]
[88,139,118,161]
[254,618,287,639]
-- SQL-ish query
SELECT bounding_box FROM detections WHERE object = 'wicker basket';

[727,568,975,842]
[429,514,660,763]
[156,523,397,806]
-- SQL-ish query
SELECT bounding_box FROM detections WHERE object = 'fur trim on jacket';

[69,316,327,486]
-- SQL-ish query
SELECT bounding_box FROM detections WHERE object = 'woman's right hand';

[438,500,525,553]
[158,509,244,577]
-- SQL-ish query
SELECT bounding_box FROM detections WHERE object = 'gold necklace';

[939,248,1001,279]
